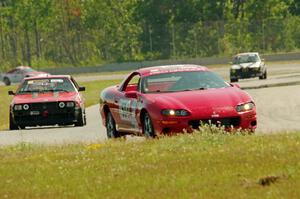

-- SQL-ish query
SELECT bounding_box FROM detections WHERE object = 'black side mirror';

[8,91,15,95]
[78,87,85,92]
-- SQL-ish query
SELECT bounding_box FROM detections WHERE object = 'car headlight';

[66,102,75,107]
[236,102,255,112]
[161,109,190,116]
[58,102,65,108]
[14,104,23,111]
[23,104,29,110]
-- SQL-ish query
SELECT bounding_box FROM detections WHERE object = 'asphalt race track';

[1,61,300,146]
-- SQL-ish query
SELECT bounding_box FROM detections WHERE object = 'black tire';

[259,70,267,80]
[106,112,120,138]
[263,70,267,79]
[9,113,18,130]
[19,125,26,129]
[3,77,11,86]
[75,109,86,127]
[143,112,155,138]
[230,78,238,83]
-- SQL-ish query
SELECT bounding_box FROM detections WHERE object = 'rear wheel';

[143,112,155,138]
[3,77,11,86]
[106,112,120,138]
[9,113,18,130]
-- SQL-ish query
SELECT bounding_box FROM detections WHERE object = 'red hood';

[12,92,78,104]
[146,87,253,118]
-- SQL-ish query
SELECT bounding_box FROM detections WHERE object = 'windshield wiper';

[195,87,207,90]
[19,90,41,93]
[181,87,207,91]
[45,89,69,92]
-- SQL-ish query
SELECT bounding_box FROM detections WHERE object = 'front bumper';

[11,102,81,127]
[153,110,257,134]
[231,68,262,79]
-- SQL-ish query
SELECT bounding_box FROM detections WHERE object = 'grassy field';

[0,79,121,130]
[0,131,299,198]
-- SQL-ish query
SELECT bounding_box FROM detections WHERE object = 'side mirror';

[78,87,85,92]
[230,83,240,89]
[125,91,137,99]
[228,61,233,65]
[261,58,265,61]
[8,91,15,95]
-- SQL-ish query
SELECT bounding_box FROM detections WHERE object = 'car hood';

[231,61,260,69]
[147,87,253,118]
[12,92,78,104]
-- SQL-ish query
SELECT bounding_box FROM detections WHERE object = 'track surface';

[1,61,300,146]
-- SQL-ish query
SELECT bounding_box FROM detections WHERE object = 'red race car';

[8,75,86,130]
[100,65,257,138]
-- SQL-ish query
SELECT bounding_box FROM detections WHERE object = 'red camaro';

[8,75,86,130]
[100,65,257,138]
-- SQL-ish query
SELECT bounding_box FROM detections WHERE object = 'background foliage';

[0,0,300,70]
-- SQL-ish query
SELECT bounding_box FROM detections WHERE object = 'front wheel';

[9,113,18,130]
[230,77,238,83]
[106,112,120,138]
[259,70,267,80]
[143,112,155,138]
[3,77,11,86]
[75,109,86,127]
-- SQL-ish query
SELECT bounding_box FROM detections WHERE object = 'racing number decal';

[119,99,138,127]
[119,99,130,120]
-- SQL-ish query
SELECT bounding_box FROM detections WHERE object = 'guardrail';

[39,52,300,75]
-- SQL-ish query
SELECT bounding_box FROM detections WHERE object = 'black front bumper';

[231,68,262,79]
[188,117,241,129]
[12,102,81,127]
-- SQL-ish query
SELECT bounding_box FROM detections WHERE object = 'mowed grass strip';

[0,132,299,198]
[0,79,121,130]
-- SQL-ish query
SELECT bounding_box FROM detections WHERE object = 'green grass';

[0,132,299,198]
[81,79,121,107]
[0,85,17,130]
[0,79,121,130]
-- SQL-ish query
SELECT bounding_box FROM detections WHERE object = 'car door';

[116,72,141,133]
[4,69,17,82]
[12,69,24,83]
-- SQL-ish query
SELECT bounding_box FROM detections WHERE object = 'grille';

[29,102,59,111]
[189,117,241,129]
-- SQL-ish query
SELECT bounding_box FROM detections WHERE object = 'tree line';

[0,0,300,70]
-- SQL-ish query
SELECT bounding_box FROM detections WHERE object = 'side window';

[123,74,141,92]
[16,69,23,74]
[8,69,16,74]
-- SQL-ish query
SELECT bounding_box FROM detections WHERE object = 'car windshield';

[233,54,259,64]
[141,71,229,93]
[22,68,36,73]
[17,78,76,94]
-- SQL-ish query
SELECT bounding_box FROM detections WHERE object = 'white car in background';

[1,66,49,86]
[230,52,267,82]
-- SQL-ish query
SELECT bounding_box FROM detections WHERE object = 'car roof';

[235,52,259,56]
[16,66,32,70]
[23,75,71,81]
[137,64,209,76]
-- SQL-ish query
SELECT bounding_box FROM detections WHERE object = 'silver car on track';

[230,52,267,82]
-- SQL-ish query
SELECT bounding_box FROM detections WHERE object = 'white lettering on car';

[119,99,138,128]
